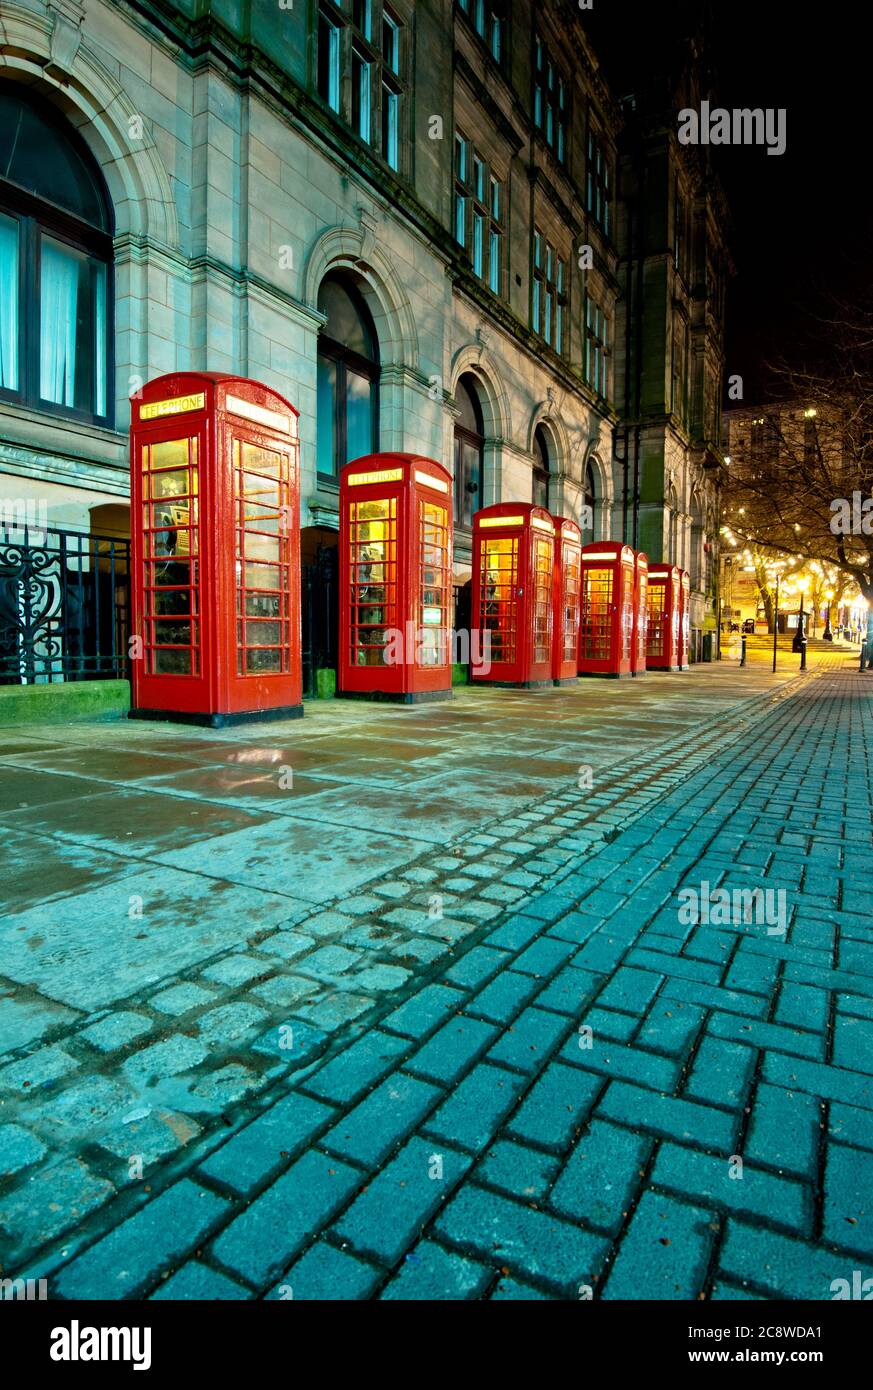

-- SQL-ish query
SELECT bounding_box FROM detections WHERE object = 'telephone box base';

[472,679,553,690]
[578,671,633,680]
[336,688,452,705]
[647,665,682,674]
[129,705,304,728]
[631,670,648,678]
[553,677,579,687]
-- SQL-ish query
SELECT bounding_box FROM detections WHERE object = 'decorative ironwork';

[0,523,131,684]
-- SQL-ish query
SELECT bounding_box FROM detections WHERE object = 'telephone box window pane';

[149,438,192,472]
[533,537,552,664]
[234,438,292,677]
[141,436,200,678]
[153,588,191,616]
[246,648,282,673]
[154,619,192,646]
[241,443,283,477]
[580,567,613,659]
[153,648,192,675]
[621,567,634,658]
[480,536,518,664]
[418,501,448,667]
[246,593,281,618]
[647,582,666,657]
[0,212,19,390]
[350,496,396,666]
[562,548,581,662]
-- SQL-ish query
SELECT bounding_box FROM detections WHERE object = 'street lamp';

[823,589,834,642]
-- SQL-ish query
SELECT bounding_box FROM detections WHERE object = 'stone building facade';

[0,0,730,666]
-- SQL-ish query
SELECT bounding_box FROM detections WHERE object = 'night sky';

[584,0,870,404]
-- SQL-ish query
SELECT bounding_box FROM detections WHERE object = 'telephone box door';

[632,552,649,676]
[646,565,681,671]
[552,518,581,684]
[678,569,691,669]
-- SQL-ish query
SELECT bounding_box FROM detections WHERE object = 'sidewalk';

[1,648,871,1298]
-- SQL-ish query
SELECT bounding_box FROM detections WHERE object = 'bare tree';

[722,296,873,660]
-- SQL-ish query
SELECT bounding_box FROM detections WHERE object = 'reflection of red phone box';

[130,372,302,727]
[338,455,453,703]
[646,564,682,671]
[678,569,691,669]
[577,542,635,678]
[471,503,554,687]
[552,517,582,685]
[632,551,649,676]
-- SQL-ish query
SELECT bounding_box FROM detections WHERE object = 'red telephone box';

[338,455,453,702]
[646,564,682,671]
[577,542,635,678]
[678,569,691,669]
[632,551,649,676]
[552,517,581,685]
[471,503,554,687]
[130,372,302,727]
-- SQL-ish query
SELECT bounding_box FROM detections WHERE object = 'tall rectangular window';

[318,8,341,112]
[587,132,612,236]
[454,132,504,293]
[318,1,406,172]
[534,38,567,163]
[0,211,19,391]
[352,48,372,142]
[457,0,506,63]
[585,297,609,397]
[532,229,566,353]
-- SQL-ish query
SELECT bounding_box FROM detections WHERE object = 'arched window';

[583,462,596,538]
[316,273,380,479]
[0,84,113,423]
[453,374,484,529]
[532,425,550,509]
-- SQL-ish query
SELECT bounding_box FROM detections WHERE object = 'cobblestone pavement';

[1,650,871,1299]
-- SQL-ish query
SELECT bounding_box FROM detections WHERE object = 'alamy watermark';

[678,101,787,157]
[830,493,873,536]
[381,624,492,672]
[678,881,788,936]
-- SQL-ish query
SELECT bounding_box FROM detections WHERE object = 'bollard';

[800,639,807,672]
[862,642,868,673]
[740,635,747,667]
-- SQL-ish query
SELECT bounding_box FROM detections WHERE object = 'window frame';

[532,228,567,355]
[584,293,609,399]
[453,130,505,296]
[316,280,381,483]
[586,129,612,238]
[456,0,508,66]
[0,176,114,427]
[316,0,408,175]
[533,36,568,165]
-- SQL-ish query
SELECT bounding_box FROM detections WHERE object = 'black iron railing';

[0,523,131,684]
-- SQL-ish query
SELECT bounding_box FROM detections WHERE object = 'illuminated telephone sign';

[130,372,302,726]
[646,564,682,671]
[578,542,636,678]
[471,503,555,687]
[338,454,453,703]
[678,569,691,669]
[632,552,649,676]
[552,516,582,685]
